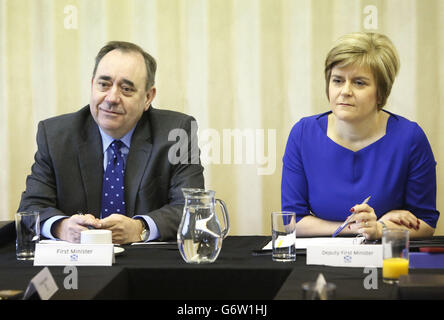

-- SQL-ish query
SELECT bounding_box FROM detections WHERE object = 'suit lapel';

[78,116,103,218]
[125,111,153,216]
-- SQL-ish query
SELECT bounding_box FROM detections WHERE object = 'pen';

[332,196,371,238]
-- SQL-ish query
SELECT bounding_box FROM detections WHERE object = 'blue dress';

[281,110,439,228]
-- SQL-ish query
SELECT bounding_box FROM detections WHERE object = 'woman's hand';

[348,203,380,240]
[380,210,420,230]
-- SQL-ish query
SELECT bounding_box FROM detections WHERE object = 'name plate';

[306,245,382,268]
[34,243,114,266]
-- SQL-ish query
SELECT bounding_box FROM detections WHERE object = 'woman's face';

[328,64,379,123]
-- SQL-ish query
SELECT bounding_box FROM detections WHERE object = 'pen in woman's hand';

[332,196,371,237]
[346,196,371,229]
[349,196,371,216]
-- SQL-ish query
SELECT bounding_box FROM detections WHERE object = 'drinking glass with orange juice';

[382,229,409,284]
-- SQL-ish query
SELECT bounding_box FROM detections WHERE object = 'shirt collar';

[98,127,136,154]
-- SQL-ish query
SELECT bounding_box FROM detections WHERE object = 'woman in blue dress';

[281,32,439,240]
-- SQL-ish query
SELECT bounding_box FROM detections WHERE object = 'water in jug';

[178,188,230,264]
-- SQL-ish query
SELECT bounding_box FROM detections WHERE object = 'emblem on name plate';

[70,254,79,262]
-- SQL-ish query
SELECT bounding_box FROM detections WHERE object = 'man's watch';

[138,219,150,242]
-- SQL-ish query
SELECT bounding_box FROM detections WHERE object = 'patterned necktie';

[101,140,126,218]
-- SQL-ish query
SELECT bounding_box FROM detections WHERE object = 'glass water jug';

[177,188,230,264]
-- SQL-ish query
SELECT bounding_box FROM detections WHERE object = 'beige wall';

[1,0,443,235]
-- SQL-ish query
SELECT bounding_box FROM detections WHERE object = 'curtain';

[1,0,443,236]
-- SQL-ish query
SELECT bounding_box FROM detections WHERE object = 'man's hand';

[99,214,144,244]
[53,214,102,243]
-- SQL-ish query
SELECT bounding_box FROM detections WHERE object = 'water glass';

[15,211,40,260]
[271,211,296,262]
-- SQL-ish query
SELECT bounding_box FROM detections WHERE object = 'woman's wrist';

[376,220,386,239]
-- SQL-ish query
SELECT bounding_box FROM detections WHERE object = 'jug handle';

[216,199,230,239]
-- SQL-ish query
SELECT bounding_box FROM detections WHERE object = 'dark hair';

[92,41,157,91]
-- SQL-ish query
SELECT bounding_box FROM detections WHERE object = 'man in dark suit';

[18,41,204,244]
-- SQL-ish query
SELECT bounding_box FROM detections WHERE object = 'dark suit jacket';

[18,105,205,241]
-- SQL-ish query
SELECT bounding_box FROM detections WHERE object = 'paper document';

[39,239,70,244]
[40,239,176,246]
[262,237,364,250]
[131,241,177,245]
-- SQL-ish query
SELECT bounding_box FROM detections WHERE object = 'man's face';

[90,49,156,139]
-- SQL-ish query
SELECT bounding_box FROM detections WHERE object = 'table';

[3,235,441,300]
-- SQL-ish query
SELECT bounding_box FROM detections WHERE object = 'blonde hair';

[324,32,400,109]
